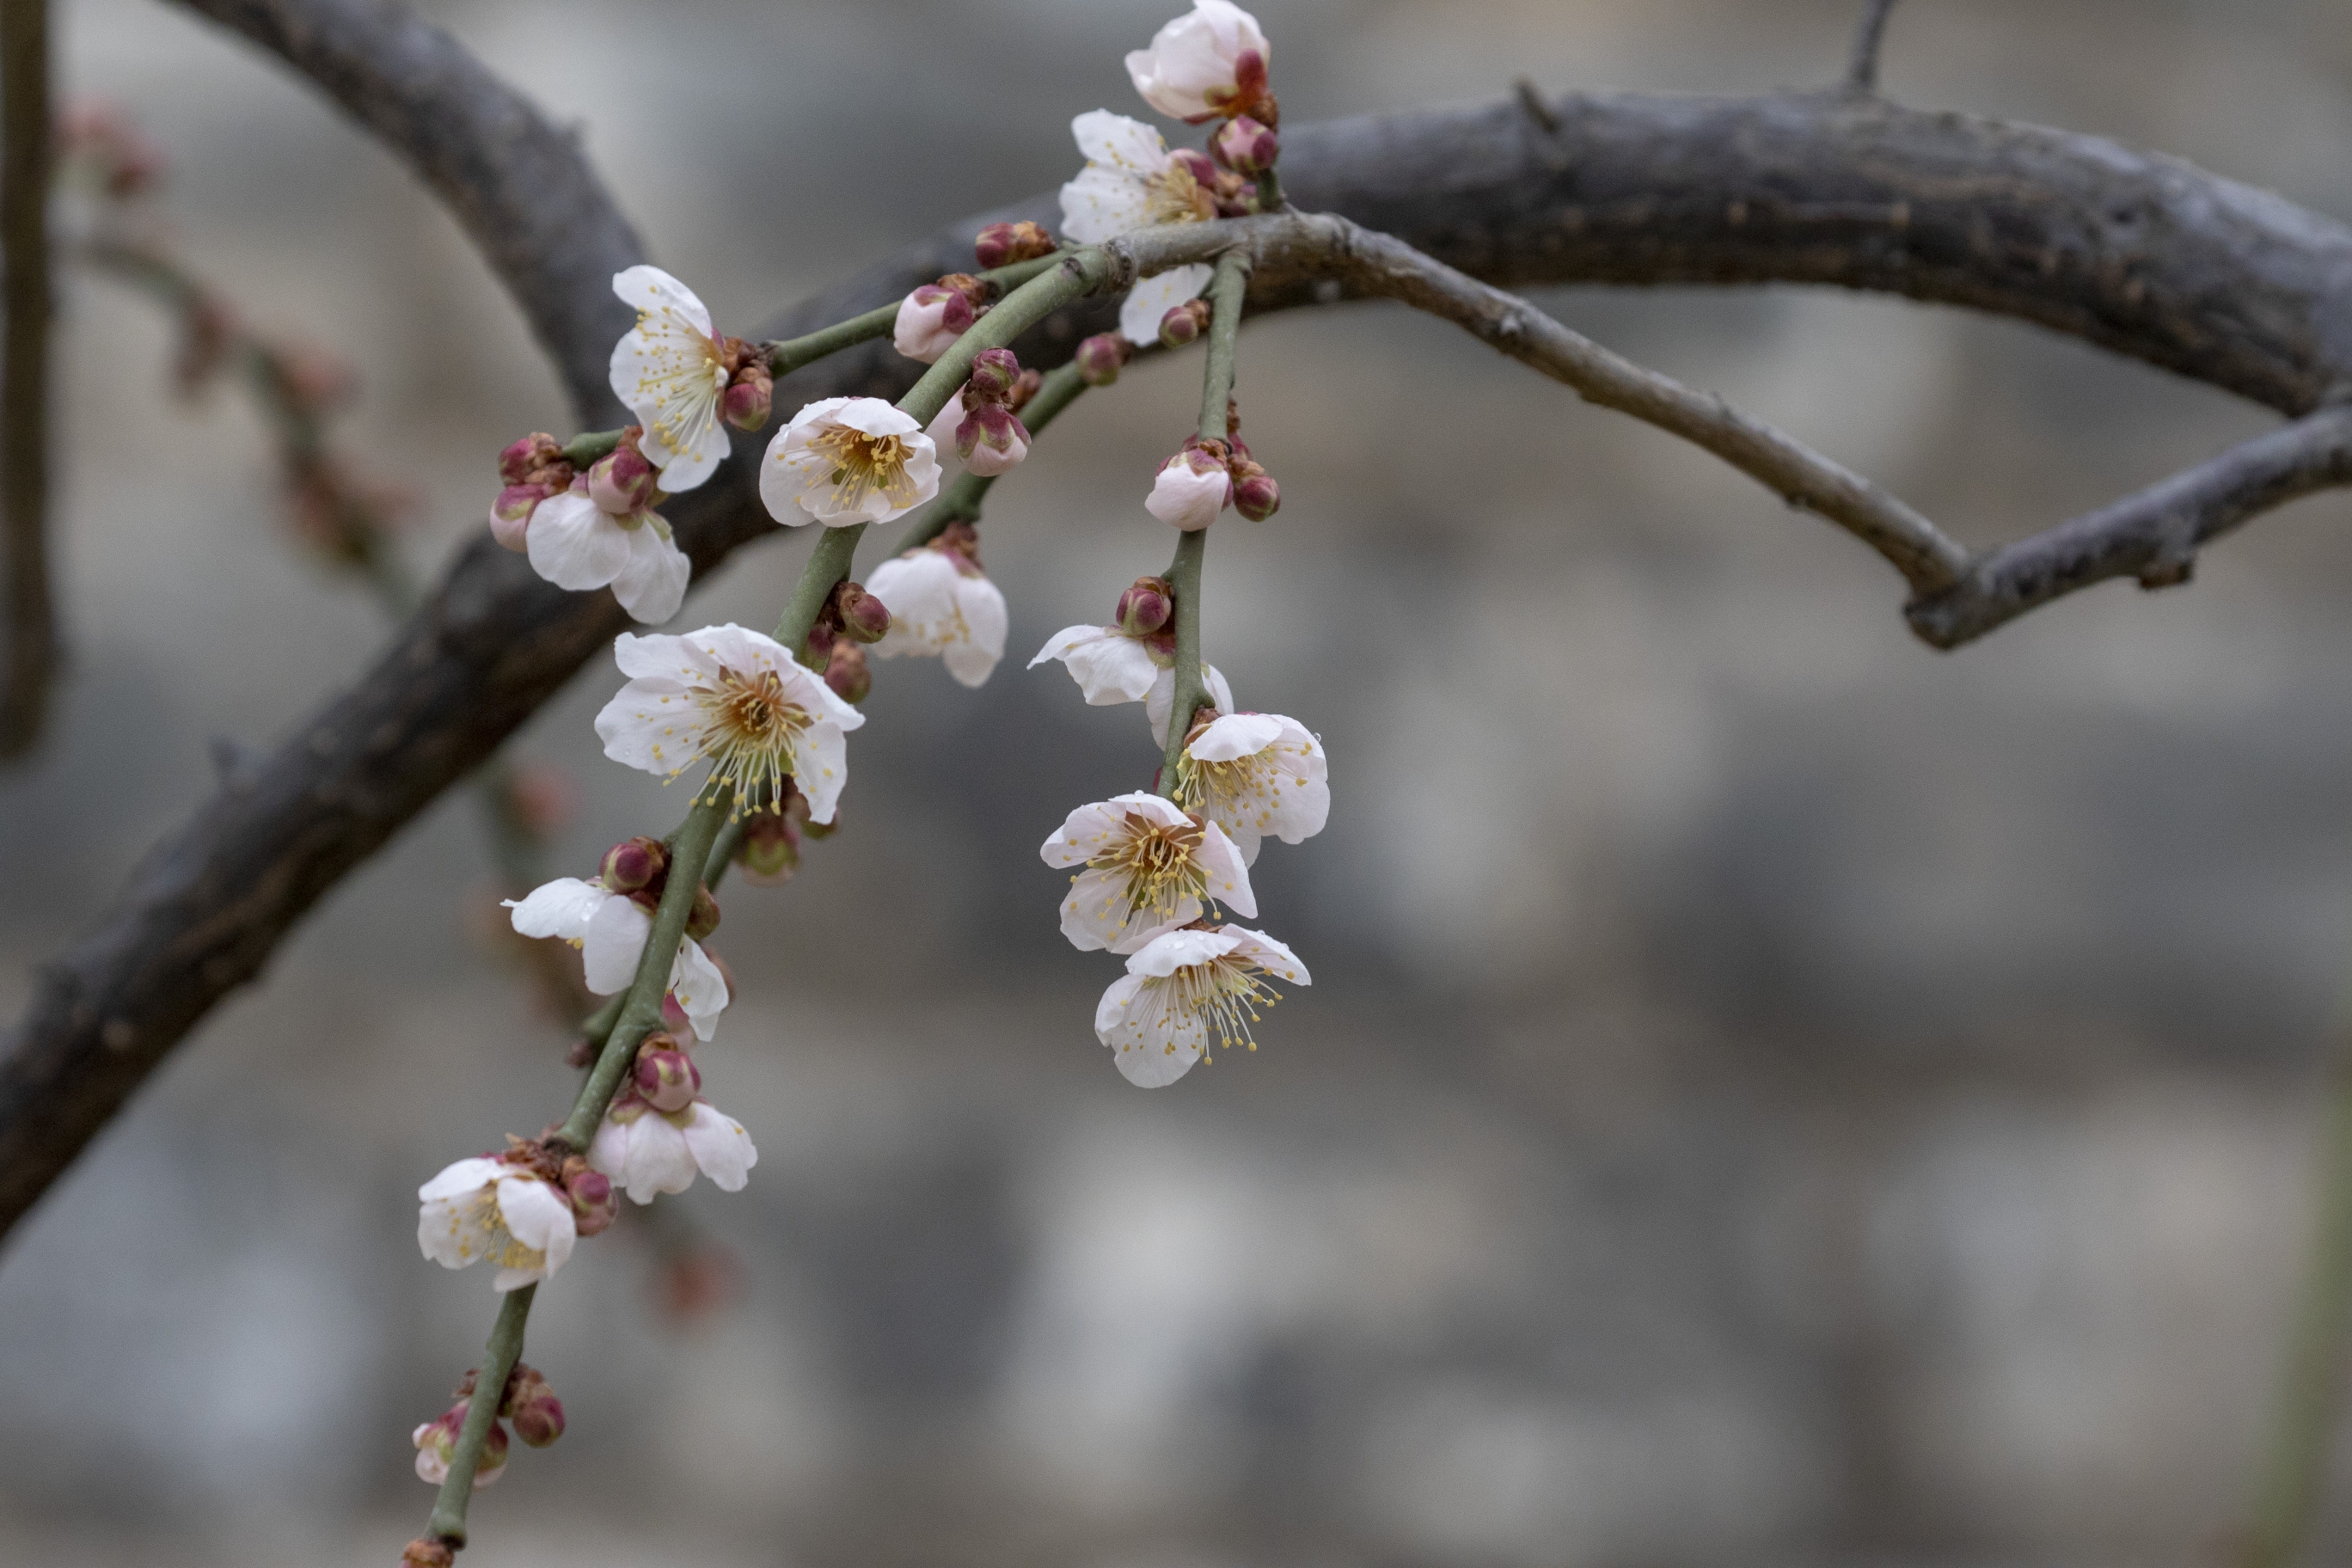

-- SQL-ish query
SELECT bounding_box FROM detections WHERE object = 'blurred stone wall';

[5,1,2352,1564]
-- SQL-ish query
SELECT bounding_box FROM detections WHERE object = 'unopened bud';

[738,810,802,885]
[560,1159,616,1237]
[490,484,552,550]
[724,361,773,431]
[508,1383,566,1449]
[1117,575,1174,635]
[600,836,667,894]
[1211,114,1279,175]
[966,347,1022,404]
[685,884,721,941]
[1234,470,1280,521]
[634,1036,702,1114]
[1159,303,1203,350]
[958,405,1032,477]
[413,1401,507,1489]
[825,640,871,704]
[401,1539,456,1568]
[1075,333,1132,386]
[498,433,563,487]
[892,280,980,364]
[974,219,1057,269]
[835,582,891,644]
[587,438,658,514]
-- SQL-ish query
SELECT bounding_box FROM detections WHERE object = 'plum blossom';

[761,396,941,526]
[1057,110,1216,342]
[864,528,1008,688]
[521,476,691,624]
[1094,923,1308,1087]
[1041,790,1254,953]
[593,623,866,824]
[591,1088,758,1205]
[504,877,730,1040]
[893,279,977,364]
[1175,710,1328,863]
[1124,0,1271,123]
[609,266,734,492]
[1028,621,1234,745]
[416,1155,578,1291]
[413,1402,507,1488]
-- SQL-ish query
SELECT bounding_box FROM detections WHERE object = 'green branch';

[764,251,1066,378]
[425,1284,533,1546]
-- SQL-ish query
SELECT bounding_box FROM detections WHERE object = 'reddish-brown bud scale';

[401,1539,456,1568]
[1234,471,1280,521]
[601,836,668,893]
[686,885,722,941]
[974,219,1057,269]
[1075,333,1132,386]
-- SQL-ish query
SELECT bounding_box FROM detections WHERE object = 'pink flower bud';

[401,1538,456,1568]
[634,1037,702,1114]
[825,640,872,704]
[738,810,802,885]
[497,432,562,487]
[490,485,550,549]
[974,220,1057,269]
[966,347,1022,404]
[1144,444,1233,531]
[722,362,773,431]
[1117,575,1174,635]
[1075,333,1132,387]
[892,283,977,364]
[835,582,891,645]
[600,836,668,894]
[588,441,658,514]
[1158,307,1201,350]
[1234,470,1280,521]
[507,1384,566,1449]
[957,405,1031,477]
[564,1163,617,1238]
[685,884,721,941]
[1211,115,1279,175]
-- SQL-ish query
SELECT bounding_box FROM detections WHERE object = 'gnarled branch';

[11,6,2352,1239]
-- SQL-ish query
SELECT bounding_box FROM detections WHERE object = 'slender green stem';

[426,1283,535,1546]
[560,429,622,469]
[2240,1037,2352,1568]
[704,817,747,894]
[902,250,1116,426]
[559,790,731,1149]
[895,361,1093,550]
[1254,165,1285,213]
[763,252,1067,378]
[776,525,867,659]
[1155,251,1251,796]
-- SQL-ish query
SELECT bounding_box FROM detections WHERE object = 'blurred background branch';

[0,0,51,757]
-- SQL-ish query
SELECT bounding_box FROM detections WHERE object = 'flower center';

[1144,161,1210,225]
[630,311,727,451]
[810,424,921,513]
[460,1185,547,1272]
[689,666,811,811]
[1155,953,1283,1054]
[1091,812,1210,921]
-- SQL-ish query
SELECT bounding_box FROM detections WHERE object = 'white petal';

[795,720,852,825]
[609,518,691,624]
[1148,662,1234,747]
[609,265,714,340]
[1120,264,1215,346]
[1194,818,1257,918]
[419,1155,505,1204]
[1225,924,1311,986]
[496,1175,575,1268]
[867,550,960,634]
[581,893,653,995]
[680,1102,759,1191]
[1124,924,1244,977]
[1188,711,1284,763]
[525,492,630,591]
[671,938,731,1041]
[612,629,718,683]
[942,575,1008,687]
[609,267,729,493]
[1033,625,1162,706]
[1060,865,1198,954]
[592,1110,699,1204]
[504,879,607,943]
[1093,971,1204,1087]
[1071,108,1172,171]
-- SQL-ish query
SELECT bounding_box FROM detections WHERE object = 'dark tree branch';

[0,0,52,758]
[10,11,2352,1238]
[1847,0,1900,94]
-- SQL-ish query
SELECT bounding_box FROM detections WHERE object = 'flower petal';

[525,492,630,591]
[1119,264,1214,346]
[671,938,731,1041]
[581,892,653,995]
[609,516,691,624]
[680,1102,759,1191]
[504,878,608,943]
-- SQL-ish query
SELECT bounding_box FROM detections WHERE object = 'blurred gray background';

[6,0,2352,1563]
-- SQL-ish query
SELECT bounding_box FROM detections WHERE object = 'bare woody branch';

[1847,0,1901,94]
[14,10,2352,1239]
[0,0,52,758]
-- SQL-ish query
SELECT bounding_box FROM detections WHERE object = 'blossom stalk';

[1158,249,1252,792]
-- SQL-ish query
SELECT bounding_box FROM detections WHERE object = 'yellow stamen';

[809,423,921,514]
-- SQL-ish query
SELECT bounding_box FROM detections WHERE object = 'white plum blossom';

[865,539,1008,688]
[416,1155,579,1291]
[1175,711,1328,863]
[590,1089,758,1204]
[609,266,733,493]
[1094,923,1308,1087]
[593,623,865,824]
[524,482,691,624]
[1028,622,1233,744]
[1146,444,1233,530]
[1147,659,1236,747]
[503,877,730,1040]
[1124,0,1271,123]
[760,396,940,526]
[1059,110,1215,242]
[1041,790,1254,953]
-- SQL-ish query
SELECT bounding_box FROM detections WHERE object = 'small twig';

[1512,77,1560,134]
[0,0,52,758]
[1846,0,1900,94]
[1156,251,1249,798]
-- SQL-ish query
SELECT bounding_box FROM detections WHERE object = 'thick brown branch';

[0,0,52,757]
[15,26,2352,1238]
[1905,407,2352,646]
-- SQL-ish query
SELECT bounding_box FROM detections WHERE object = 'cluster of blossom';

[412,1362,567,1491]
[407,0,1311,1537]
